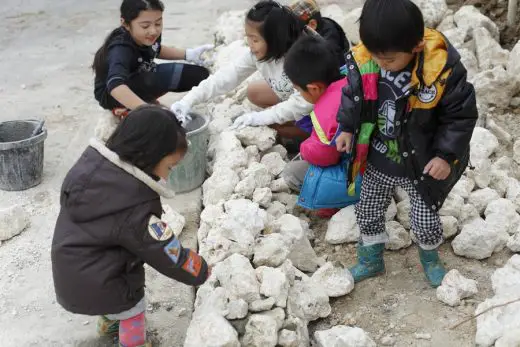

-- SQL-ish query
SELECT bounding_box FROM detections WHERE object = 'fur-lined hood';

[60,139,174,223]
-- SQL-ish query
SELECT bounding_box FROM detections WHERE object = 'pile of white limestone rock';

[182,2,520,346]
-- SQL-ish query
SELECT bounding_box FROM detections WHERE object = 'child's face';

[245,21,268,60]
[123,9,163,47]
[153,151,185,180]
[370,51,415,72]
[294,83,326,105]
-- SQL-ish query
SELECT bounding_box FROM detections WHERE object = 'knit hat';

[289,0,321,22]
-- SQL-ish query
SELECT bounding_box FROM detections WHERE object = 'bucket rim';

[0,119,48,150]
[186,112,210,136]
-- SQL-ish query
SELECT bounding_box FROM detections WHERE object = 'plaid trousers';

[355,164,443,250]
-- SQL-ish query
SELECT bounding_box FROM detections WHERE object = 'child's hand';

[336,131,353,153]
[185,44,214,65]
[423,157,451,180]
[170,101,191,127]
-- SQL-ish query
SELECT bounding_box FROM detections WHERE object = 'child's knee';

[247,83,262,106]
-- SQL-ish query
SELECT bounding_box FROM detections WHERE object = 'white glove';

[170,101,192,127]
[229,111,273,130]
[185,44,214,65]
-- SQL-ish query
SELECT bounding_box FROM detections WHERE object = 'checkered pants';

[355,164,443,250]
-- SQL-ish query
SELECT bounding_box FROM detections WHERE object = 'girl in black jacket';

[52,106,209,347]
[93,0,212,122]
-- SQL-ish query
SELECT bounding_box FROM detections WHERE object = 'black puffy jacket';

[52,139,208,315]
[337,29,478,211]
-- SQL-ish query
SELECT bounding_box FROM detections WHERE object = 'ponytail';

[91,0,164,76]
[246,1,304,62]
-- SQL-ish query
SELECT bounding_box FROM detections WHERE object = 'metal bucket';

[168,113,209,193]
[0,120,48,191]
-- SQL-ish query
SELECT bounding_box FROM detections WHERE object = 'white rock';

[250,297,276,313]
[209,118,233,135]
[261,308,286,331]
[194,286,229,316]
[489,169,509,197]
[245,145,261,165]
[454,6,500,41]
[459,203,480,225]
[0,205,29,242]
[442,27,468,50]
[467,156,492,189]
[226,299,249,320]
[440,193,464,219]
[253,234,291,268]
[200,203,225,227]
[242,162,272,188]
[261,152,286,177]
[451,176,475,200]
[241,314,278,347]
[215,10,246,45]
[311,263,355,298]
[507,41,520,88]
[326,206,360,244]
[458,48,479,79]
[485,199,520,235]
[282,316,310,347]
[209,131,248,173]
[380,335,397,346]
[471,67,516,106]
[256,266,290,308]
[184,312,240,347]
[475,255,520,346]
[412,0,448,27]
[278,329,299,347]
[507,232,520,252]
[394,187,408,202]
[492,156,513,174]
[452,218,509,259]
[474,27,510,70]
[437,11,455,31]
[470,127,499,160]
[468,188,500,214]
[436,269,478,306]
[314,326,376,347]
[270,177,290,193]
[276,214,320,272]
[442,216,459,239]
[386,199,398,221]
[203,168,240,206]
[514,140,520,165]
[397,199,411,229]
[266,201,287,220]
[234,176,257,199]
[342,8,362,45]
[253,187,273,208]
[215,254,260,303]
[414,333,432,340]
[495,329,520,347]
[386,221,412,251]
[272,193,298,213]
[287,279,331,321]
[487,119,512,144]
[506,178,520,212]
[264,144,288,160]
[223,199,267,236]
[236,126,277,151]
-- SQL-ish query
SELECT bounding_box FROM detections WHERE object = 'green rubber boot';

[418,248,447,288]
[349,243,385,283]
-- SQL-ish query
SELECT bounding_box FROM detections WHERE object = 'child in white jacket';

[171,0,313,135]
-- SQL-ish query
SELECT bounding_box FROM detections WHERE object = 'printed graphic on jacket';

[267,71,294,100]
[369,66,412,176]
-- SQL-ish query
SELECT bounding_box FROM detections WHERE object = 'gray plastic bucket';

[0,120,48,191]
[168,113,209,193]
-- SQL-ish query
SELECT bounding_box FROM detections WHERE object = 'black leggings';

[106,63,209,109]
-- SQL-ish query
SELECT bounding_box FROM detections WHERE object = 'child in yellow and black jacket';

[334,0,478,288]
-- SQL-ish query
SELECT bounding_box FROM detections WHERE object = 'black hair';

[246,0,305,62]
[92,0,165,76]
[359,0,424,54]
[284,35,342,91]
[106,105,187,177]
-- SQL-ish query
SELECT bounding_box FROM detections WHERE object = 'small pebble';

[334,246,341,252]
[389,323,395,329]
[381,335,396,346]
[83,321,90,326]
[178,308,188,316]
[414,333,432,340]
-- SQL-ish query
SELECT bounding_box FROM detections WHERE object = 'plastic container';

[0,120,48,191]
[168,113,209,193]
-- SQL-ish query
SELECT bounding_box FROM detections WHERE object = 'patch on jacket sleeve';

[163,237,181,264]
[182,250,202,277]
[148,215,173,241]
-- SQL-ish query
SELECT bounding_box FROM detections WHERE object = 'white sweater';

[181,51,313,125]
